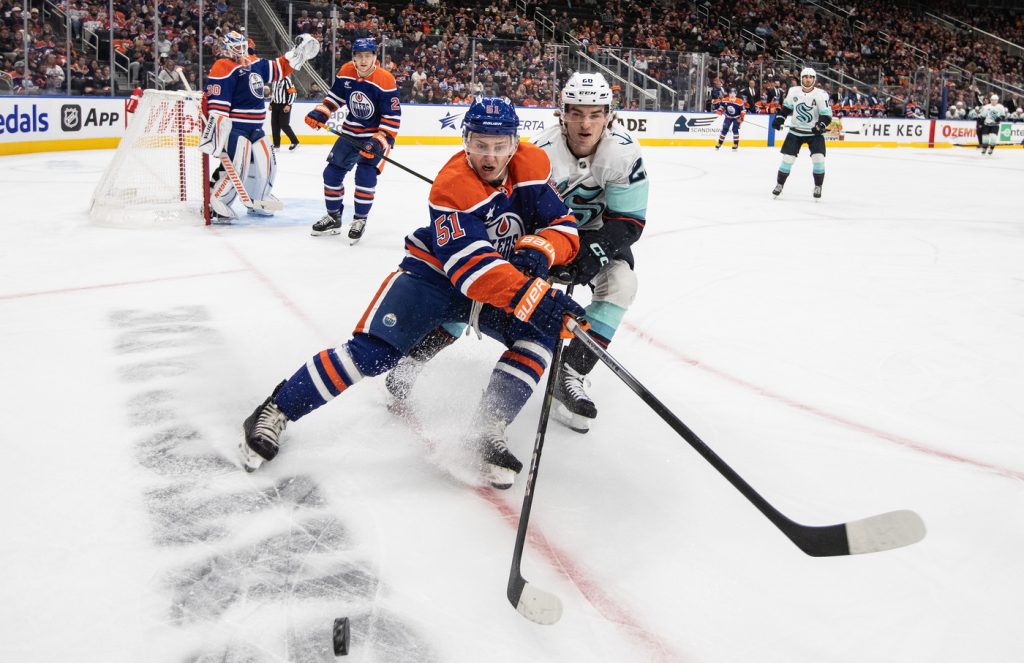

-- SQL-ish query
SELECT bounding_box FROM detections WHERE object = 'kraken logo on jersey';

[348,91,375,120]
[487,212,526,258]
[560,183,606,227]
[795,103,815,125]
[248,72,265,98]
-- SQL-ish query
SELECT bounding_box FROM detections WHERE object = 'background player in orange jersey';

[306,37,402,242]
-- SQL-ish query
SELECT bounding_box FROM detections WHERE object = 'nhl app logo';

[60,104,82,132]
[349,91,375,120]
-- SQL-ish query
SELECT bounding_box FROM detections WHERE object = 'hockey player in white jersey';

[978,94,1006,155]
[383,73,648,434]
[771,67,832,199]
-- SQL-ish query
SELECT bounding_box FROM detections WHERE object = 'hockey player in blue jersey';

[240,97,587,490]
[715,89,746,150]
[199,30,320,220]
[305,37,402,242]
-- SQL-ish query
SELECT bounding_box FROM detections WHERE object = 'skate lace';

[562,367,592,402]
[255,403,287,441]
[350,218,366,232]
[315,214,338,228]
[482,419,510,454]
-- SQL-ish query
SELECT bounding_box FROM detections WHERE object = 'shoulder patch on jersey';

[508,143,552,185]
[209,58,240,79]
[429,152,496,213]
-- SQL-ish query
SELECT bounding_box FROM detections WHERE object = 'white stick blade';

[846,509,926,554]
[515,582,563,625]
[253,199,284,211]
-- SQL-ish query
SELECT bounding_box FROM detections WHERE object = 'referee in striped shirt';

[270,75,300,150]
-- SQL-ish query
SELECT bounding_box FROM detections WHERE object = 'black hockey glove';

[510,278,586,338]
[813,119,829,134]
[573,240,611,285]
[509,234,555,279]
[771,114,786,130]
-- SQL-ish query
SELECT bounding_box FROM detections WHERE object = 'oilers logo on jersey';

[348,91,375,119]
[488,212,526,258]
[247,71,265,98]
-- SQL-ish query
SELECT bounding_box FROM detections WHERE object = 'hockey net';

[91,90,210,225]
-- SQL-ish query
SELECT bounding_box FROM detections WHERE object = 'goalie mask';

[222,31,248,60]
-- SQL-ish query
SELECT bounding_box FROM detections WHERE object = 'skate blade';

[481,463,516,490]
[552,403,591,434]
[239,440,265,473]
[311,228,341,237]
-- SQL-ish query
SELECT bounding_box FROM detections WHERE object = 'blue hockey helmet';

[352,37,377,54]
[462,96,519,137]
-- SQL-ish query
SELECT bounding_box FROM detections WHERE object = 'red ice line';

[621,321,1024,482]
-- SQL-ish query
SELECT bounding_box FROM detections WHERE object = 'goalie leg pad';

[210,132,249,208]
[248,133,278,204]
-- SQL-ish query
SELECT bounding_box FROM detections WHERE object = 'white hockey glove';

[285,33,321,71]
[199,113,231,157]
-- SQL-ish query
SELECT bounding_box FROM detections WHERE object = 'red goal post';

[91,90,211,225]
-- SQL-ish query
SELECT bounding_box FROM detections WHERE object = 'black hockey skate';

[311,213,342,236]
[385,355,426,402]
[348,217,367,243]
[472,419,523,489]
[241,381,288,472]
[813,186,822,199]
[552,365,597,434]
[772,183,784,198]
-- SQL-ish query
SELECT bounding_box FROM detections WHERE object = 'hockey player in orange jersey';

[199,30,319,220]
[241,97,588,490]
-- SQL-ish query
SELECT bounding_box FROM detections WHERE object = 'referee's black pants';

[270,103,299,148]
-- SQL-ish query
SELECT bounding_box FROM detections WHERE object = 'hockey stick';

[564,318,927,557]
[214,153,283,212]
[506,284,574,625]
[316,122,435,186]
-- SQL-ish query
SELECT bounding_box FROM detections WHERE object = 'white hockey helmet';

[561,72,614,110]
[990,93,999,103]
[800,67,816,88]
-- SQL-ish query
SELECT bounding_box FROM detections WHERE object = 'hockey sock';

[716,135,725,147]
[777,170,791,185]
[323,163,345,217]
[353,164,378,219]
[273,335,399,421]
[812,154,825,185]
[563,300,624,375]
[483,340,553,422]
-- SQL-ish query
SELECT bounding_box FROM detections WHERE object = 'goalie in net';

[201,30,320,221]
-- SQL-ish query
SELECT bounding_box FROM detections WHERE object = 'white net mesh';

[91,90,209,226]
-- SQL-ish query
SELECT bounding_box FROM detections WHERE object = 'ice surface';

[1,144,1022,662]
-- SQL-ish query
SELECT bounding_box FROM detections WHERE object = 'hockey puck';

[332,616,350,656]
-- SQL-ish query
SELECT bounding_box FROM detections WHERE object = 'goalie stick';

[564,317,927,558]
[506,285,574,626]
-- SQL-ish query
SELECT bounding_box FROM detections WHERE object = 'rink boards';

[1,94,1020,155]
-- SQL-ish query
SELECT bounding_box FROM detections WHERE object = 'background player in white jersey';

[771,67,832,199]
[978,94,1006,155]
[383,73,648,435]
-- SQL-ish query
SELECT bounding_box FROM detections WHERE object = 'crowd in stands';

[3,0,1022,120]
